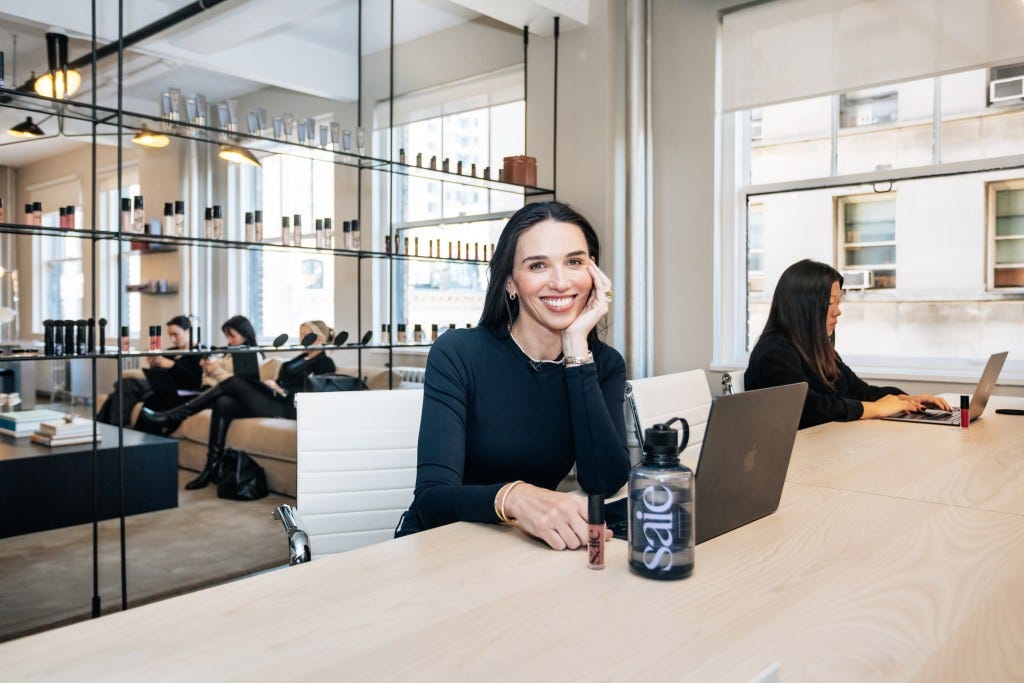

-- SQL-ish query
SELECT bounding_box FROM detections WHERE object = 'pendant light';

[218,142,261,167]
[34,33,81,99]
[132,124,170,148]
[7,116,45,138]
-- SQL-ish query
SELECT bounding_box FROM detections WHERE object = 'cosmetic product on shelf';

[280,216,292,245]
[413,324,424,343]
[428,240,434,258]
[163,203,174,235]
[32,201,42,226]
[414,236,419,256]
[132,196,144,233]
[381,324,390,345]
[396,323,407,344]
[442,158,449,173]
[282,113,294,139]
[457,160,463,175]
[498,169,505,182]
[212,205,223,239]
[306,118,317,144]
[64,321,76,356]
[404,236,409,255]
[273,116,283,140]
[342,129,352,153]
[351,219,360,250]
[174,200,185,236]
[356,127,365,156]
[75,320,88,355]
[399,148,406,164]
[247,109,259,135]
[447,241,453,259]
[483,167,491,180]
[431,324,439,341]
[471,163,477,177]
[384,235,391,254]
[416,152,422,167]
[474,243,480,261]
[0,197,5,223]
[456,240,462,260]
[87,318,96,354]
[245,212,255,242]
[24,204,32,225]
[98,318,107,354]
[330,122,340,150]
[119,326,130,351]
[66,205,75,228]
[324,218,333,248]
[296,120,308,145]
[43,320,54,356]
[430,155,437,170]
[204,207,213,238]
[315,219,324,248]
[342,221,352,250]
[254,210,264,242]
[293,215,302,246]
[58,207,67,229]
[319,124,328,149]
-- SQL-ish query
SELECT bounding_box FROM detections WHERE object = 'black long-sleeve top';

[410,326,630,530]
[745,331,904,429]
[165,351,203,391]
[277,352,336,398]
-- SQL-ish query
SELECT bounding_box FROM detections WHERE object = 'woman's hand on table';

[504,483,612,550]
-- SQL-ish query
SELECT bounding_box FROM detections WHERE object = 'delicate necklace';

[508,329,562,364]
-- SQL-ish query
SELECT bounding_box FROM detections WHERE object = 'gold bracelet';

[497,480,524,524]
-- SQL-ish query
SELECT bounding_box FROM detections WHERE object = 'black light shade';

[7,116,44,138]
[34,33,80,99]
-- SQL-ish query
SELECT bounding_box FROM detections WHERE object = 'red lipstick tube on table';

[588,494,605,570]
[960,395,970,429]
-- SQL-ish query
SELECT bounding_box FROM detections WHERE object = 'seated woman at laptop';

[395,201,629,550]
[745,259,951,429]
[97,315,202,426]
[139,320,336,490]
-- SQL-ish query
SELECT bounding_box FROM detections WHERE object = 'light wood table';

[788,396,1024,516]
[1,398,1023,681]
[1,481,1023,681]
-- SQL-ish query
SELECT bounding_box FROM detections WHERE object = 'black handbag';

[304,373,368,392]
[216,448,269,501]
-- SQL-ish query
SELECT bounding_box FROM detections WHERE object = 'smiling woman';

[396,201,630,551]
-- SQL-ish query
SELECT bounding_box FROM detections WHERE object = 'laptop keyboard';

[897,409,956,423]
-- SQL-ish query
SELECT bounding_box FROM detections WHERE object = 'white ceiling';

[0,0,586,167]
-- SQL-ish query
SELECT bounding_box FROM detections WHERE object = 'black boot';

[184,411,231,490]
[139,385,224,434]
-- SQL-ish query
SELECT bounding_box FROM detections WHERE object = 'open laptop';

[142,366,201,398]
[230,350,262,382]
[608,382,807,545]
[882,351,1008,426]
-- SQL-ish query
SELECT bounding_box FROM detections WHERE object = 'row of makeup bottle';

[385,235,494,262]
[11,201,80,228]
[396,150,499,180]
[381,322,474,345]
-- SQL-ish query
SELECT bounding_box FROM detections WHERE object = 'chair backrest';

[295,390,423,558]
[626,370,712,467]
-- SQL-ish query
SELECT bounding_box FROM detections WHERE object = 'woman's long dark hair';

[762,259,844,387]
[478,201,602,347]
[222,314,258,347]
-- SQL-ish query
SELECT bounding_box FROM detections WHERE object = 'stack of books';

[0,409,67,438]
[31,417,102,447]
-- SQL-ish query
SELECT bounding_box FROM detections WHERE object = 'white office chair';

[626,369,713,469]
[293,390,423,558]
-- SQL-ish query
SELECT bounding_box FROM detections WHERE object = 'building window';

[837,195,896,290]
[990,183,1024,289]
[747,203,764,293]
[840,87,898,129]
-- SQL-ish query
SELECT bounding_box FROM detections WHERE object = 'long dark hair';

[222,314,258,347]
[762,259,844,387]
[166,315,190,330]
[478,201,602,347]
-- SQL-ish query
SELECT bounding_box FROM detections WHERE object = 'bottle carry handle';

[660,416,690,454]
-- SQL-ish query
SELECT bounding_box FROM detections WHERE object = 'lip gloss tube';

[588,494,605,570]
[960,395,970,429]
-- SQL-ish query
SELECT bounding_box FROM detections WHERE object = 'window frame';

[987,178,1024,292]
[835,192,897,291]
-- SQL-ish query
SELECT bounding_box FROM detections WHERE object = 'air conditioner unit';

[990,75,1024,103]
[841,270,873,290]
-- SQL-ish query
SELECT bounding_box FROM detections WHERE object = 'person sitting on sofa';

[200,314,260,386]
[97,314,202,426]
[139,320,337,490]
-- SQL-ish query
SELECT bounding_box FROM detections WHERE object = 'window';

[251,154,335,339]
[837,195,896,289]
[840,87,898,129]
[40,235,84,322]
[747,203,764,293]
[990,182,1024,289]
[379,69,525,335]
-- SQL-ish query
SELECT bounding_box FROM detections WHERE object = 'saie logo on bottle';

[636,483,676,571]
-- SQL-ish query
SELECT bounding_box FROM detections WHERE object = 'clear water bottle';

[628,417,694,580]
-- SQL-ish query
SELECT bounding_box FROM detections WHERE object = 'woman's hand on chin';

[504,484,610,550]
[562,260,612,355]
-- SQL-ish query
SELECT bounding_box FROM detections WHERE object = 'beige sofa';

[112,359,402,497]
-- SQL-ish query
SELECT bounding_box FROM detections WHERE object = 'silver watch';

[563,352,594,366]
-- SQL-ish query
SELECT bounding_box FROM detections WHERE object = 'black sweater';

[410,326,630,530]
[745,331,904,429]
[165,352,203,391]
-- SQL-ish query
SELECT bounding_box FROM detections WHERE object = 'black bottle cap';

[59,207,66,216]
[397,323,406,332]
[121,197,131,211]
[315,218,323,230]
[588,494,604,524]
[351,219,359,230]
[205,207,213,219]
[66,205,74,213]
[121,325,129,336]
[25,203,32,213]
[645,423,682,454]
[174,200,185,213]
[431,323,438,331]
[133,196,143,209]
[293,214,301,227]
[254,210,262,221]
[282,216,290,227]
[381,323,387,331]
[961,394,970,410]
[324,218,331,230]
[414,323,422,331]
[343,220,351,232]
[245,212,253,224]
[164,202,173,216]
[213,205,222,218]
[32,201,42,210]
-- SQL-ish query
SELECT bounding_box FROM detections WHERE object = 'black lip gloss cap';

[588,494,604,524]
[960,395,970,410]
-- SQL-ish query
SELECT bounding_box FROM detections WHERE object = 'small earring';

[509,292,517,301]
